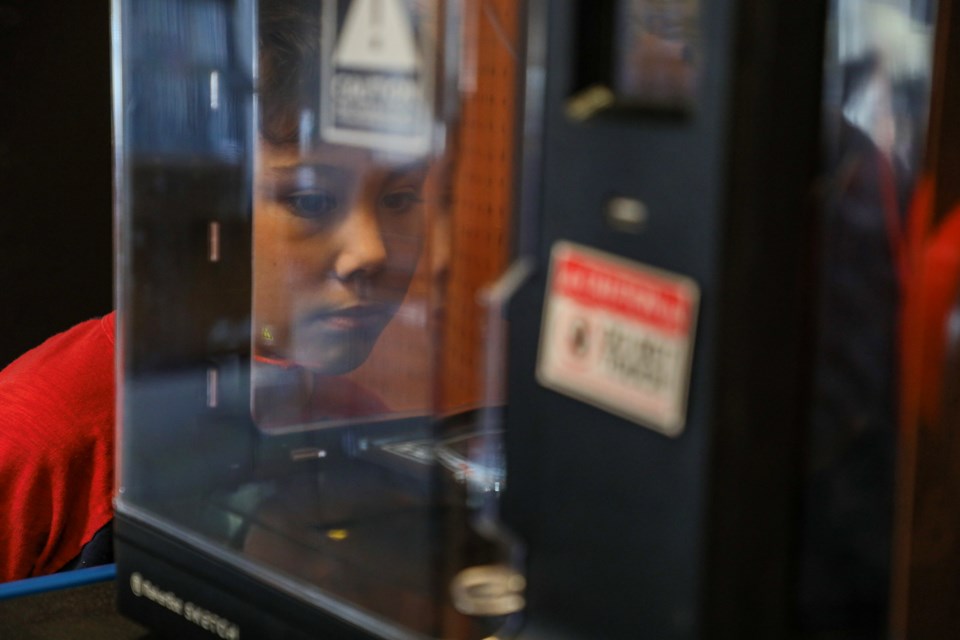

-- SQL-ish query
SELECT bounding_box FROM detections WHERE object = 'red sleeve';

[0,313,116,581]
[900,177,960,429]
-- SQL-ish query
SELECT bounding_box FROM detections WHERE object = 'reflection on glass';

[116,0,524,637]
[801,0,935,633]
[614,0,699,109]
[243,0,505,634]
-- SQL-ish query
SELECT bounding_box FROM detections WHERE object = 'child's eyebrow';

[267,162,353,182]
[264,160,428,189]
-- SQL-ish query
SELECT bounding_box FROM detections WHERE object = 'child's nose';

[331,205,388,284]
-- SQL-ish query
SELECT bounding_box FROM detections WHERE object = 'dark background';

[0,0,114,367]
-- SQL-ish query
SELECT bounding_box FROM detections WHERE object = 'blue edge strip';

[0,564,116,601]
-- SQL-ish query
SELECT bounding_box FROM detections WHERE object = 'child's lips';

[303,304,391,331]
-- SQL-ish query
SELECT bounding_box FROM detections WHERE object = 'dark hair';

[257,0,321,145]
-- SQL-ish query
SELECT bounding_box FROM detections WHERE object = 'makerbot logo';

[129,572,240,640]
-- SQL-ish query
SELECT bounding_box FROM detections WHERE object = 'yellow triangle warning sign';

[334,0,420,73]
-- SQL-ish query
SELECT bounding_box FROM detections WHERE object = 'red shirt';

[0,313,115,581]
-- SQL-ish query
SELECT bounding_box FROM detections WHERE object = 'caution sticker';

[537,242,700,437]
[321,0,435,154]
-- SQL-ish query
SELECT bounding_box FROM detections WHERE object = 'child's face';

[252,141,428,374]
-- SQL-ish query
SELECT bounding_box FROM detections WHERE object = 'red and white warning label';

[536,242,700,437]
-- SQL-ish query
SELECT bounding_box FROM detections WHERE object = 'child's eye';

[284,190,339,219]
[379,188,423,214]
